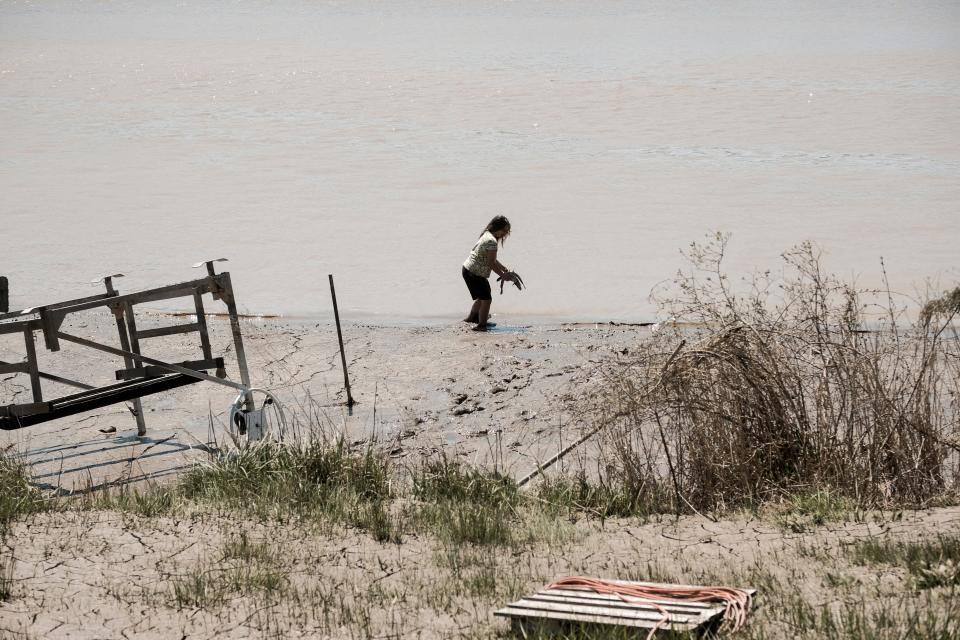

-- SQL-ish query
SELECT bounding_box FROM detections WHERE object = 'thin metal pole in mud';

[328,274,355,407]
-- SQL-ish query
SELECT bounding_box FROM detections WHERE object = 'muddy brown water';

[2,1,958,323]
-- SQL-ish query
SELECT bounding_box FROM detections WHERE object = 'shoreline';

[151,308,660,328]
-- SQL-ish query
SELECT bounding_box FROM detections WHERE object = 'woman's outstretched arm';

[485,248,513,279]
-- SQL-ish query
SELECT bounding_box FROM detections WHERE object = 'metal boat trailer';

[0,261,252,435]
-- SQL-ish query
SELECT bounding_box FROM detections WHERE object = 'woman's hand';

[497,271,524,292]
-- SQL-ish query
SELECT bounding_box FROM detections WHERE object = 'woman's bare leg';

[476,300,492,327]
[464,299,481,323]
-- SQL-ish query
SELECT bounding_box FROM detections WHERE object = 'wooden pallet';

[495,580,755,637]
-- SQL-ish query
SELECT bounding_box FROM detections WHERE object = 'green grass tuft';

[172,534,289,609]
[178,438,395,538]
[848,535,960,589]
[412,454,519,507]
[537,471,672,520]
[412,455,519,546]
[0,451,46,537]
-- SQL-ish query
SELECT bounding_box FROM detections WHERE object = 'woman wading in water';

[462,215,518,331]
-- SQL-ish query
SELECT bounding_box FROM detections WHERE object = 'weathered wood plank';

[0,317,42,336]
[122,301,142,366]
[115,358,224,381]
[0,375,200,431]
[220,273,253,410]
[0,292,112,323]
[45,276,219,317]
[525,591,720,616]
[0,361,29,376]
[0,402,51,418]
[23,329,42,401]
[537,588,719,611]
[56,332,246,391]
[496,605,700,630]
[499,599,701,625]
[136,322,201,340]
[193,293,214,361]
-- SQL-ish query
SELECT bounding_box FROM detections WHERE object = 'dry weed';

[587,234,960,511]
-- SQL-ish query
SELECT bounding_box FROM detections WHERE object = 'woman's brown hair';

[482,215,511,244]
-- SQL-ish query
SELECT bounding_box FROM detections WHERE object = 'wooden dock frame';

[0,263,252,435]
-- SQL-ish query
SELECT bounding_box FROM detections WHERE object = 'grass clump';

[432,546,519,601]
[537,470,672,521]
[0,451,46,537]
[745,591,960,639]
[412,454,519,546]
[85,485,177,517]
[412,454,519,505]
[172,533,288,609]
[848,535,960,589]
[0,451,46,603]
[771,489,861,532]
[179,438,399,539]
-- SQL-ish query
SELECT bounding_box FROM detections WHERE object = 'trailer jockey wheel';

[227,388,286,442]
[232,410,247,435]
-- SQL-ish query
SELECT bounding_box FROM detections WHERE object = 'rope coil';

[546,576,752,639]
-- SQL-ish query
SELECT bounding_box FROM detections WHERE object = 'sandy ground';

[1,503,958,639]
[1,311,639,492]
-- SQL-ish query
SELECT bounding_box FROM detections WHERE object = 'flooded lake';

[2,1,958,323]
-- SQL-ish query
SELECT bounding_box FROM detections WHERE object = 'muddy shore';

[1,313,642,492]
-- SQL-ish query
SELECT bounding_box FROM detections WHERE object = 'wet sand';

[0,312,642,492]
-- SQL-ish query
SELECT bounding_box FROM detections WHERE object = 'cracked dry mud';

[2,504,959,639]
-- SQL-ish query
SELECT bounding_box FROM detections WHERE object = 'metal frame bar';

[56,332,246,391]
[115,358,224,381]
[0,360,95,391]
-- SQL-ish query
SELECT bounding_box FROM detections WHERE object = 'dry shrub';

[590,234,960,511]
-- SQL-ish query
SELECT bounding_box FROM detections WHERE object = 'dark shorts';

[462,266,491,301]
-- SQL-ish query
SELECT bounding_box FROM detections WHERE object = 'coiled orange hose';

[545,576,752,639]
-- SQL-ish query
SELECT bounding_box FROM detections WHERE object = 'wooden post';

[328,274,355,407]
[0,276,8,313]
[111,305,147,436]
[22,329,42,402]
[123,301,144,368]
[102,277,147,436]
[219,272,253,411]
[193,292,222,377]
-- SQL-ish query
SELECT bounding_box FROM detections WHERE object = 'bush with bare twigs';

[588,234,960,512]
